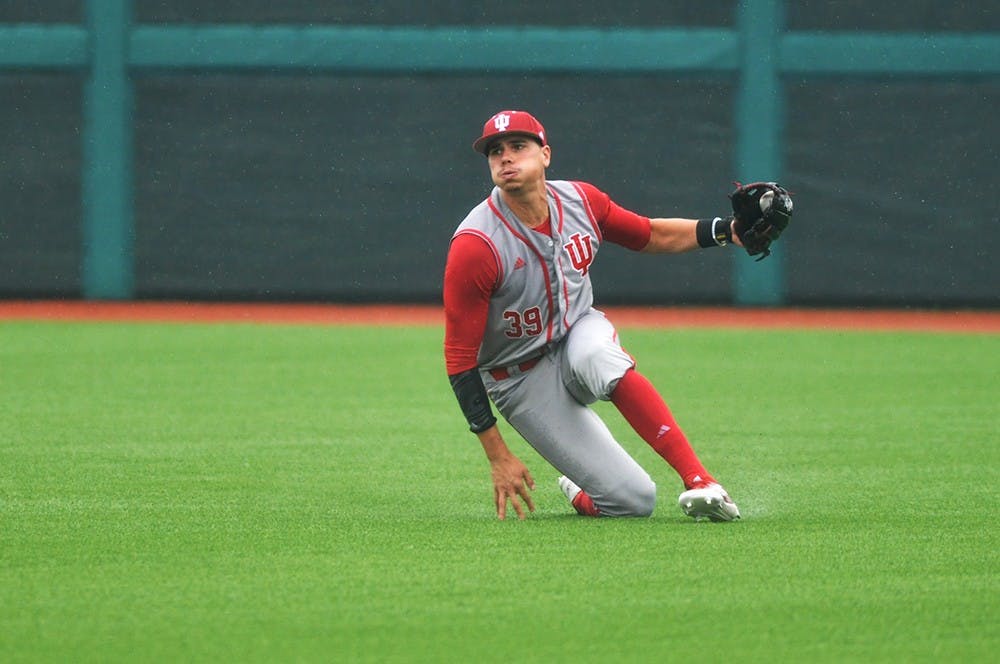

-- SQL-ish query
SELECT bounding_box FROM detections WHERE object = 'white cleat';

[558,475,583,504]
[678,483,741,522]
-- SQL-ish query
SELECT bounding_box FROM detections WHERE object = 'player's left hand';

[730,181,793,260]
[729,221,744,248]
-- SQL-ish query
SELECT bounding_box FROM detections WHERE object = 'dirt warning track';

[0,300,997,334]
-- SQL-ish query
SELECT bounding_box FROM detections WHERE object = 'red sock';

[611,368,714,490]
[572,491,600,517]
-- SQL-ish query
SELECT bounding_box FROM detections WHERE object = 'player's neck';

[500,185,549,229]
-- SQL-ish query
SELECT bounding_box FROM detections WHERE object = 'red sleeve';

[574,181,651,251]
[443,232,498,375]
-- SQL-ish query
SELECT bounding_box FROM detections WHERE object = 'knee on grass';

[598,478,657,517]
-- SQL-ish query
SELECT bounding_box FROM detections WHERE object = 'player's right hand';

[490,455,536,520]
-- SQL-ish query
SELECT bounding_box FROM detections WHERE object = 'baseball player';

[444,110,791,521]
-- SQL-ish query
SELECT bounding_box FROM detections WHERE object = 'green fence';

[2,1,998,304]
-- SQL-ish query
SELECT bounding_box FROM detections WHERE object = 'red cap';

[473,110,547,154]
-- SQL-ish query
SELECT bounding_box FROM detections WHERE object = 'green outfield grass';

[1,320,997,663]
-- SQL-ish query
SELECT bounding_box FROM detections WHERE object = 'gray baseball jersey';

[452,180,602,370]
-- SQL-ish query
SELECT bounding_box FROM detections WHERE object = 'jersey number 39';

[503,306,543,338]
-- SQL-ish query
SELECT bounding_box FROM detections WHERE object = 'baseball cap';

[473,110,547,154]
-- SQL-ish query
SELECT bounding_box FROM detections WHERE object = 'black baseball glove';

[729,182,793,260]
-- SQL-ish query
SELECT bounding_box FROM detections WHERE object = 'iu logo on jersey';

[564,233,595,276]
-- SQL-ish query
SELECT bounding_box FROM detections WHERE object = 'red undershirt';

[444,181,652,375]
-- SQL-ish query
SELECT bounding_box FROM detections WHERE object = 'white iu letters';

[493,113,511,131]
[564,233,595,276]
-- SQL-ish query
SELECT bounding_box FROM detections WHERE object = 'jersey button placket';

[550,233,565,335]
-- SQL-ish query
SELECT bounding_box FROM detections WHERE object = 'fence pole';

[82,0,133,299]
[733,0,785,305]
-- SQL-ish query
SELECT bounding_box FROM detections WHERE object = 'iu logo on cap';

[493,113,511,131]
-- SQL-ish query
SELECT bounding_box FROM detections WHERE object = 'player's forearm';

[641,218,701,253]
[643,216,740,254]
[448,368,497,433]
[476,425,511,462]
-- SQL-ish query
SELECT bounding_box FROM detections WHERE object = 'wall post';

[733,0,786,305]
[82,0,133,299]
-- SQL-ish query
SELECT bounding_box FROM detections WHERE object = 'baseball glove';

[729,182,793,260]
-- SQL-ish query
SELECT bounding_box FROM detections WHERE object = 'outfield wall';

[1,2,998,308]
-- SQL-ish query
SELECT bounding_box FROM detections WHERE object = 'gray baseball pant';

[483,309,657,516]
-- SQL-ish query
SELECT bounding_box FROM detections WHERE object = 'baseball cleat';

[678,483,741,522]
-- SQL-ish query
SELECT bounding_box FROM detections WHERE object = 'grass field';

[1,319,997,662]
